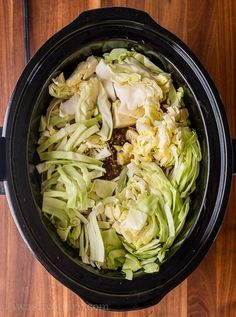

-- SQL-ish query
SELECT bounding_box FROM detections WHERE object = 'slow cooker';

[0,7,235,311]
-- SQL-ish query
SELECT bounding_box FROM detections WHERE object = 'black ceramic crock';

[0,7,235,311]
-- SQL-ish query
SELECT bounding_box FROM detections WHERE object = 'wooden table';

[0,1,235,316]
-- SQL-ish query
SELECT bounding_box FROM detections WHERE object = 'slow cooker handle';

[70,7,158,28]
[233,139,236,175]
[0,127,5,195]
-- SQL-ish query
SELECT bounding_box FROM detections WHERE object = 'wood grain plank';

[0,1,30,317]
[214,1,236,317]
[186,1,236,316]
[0,1,235,316]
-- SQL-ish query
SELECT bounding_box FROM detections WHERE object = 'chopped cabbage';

[37,48,202,280]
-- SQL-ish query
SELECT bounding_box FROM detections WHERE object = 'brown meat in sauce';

[103,127,128,180]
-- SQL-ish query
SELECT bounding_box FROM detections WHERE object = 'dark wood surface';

[0,1,235,316]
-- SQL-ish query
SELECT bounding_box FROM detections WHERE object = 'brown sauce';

[103,127,128,180]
